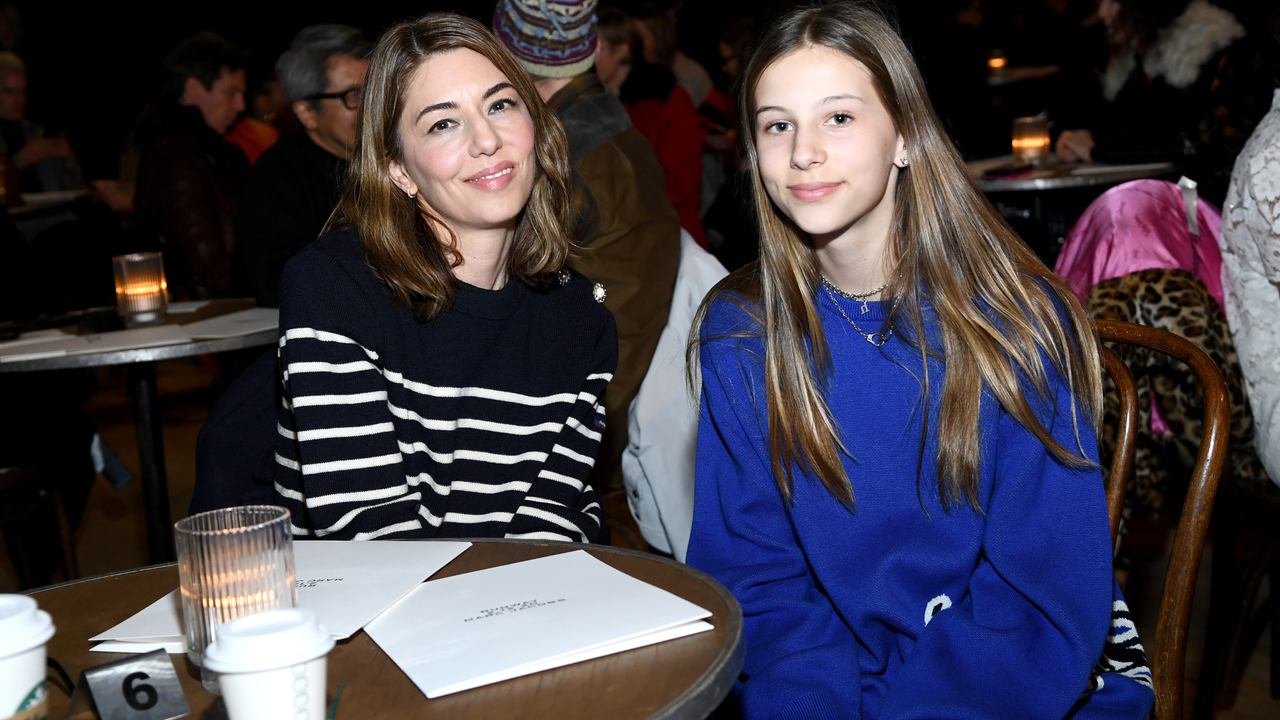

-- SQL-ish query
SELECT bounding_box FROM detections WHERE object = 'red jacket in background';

[624,85,707,247]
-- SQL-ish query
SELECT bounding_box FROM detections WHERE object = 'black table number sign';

[67,649,190,720]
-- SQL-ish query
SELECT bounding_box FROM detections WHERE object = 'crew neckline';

[452,277,526,320]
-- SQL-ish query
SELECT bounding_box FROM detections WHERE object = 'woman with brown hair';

[272,13,615,543]
[687,3,1153,718]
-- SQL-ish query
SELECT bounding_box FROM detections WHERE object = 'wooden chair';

[0,467,79,588]
[1096,319,1230,720]
[1193,453,1280,716]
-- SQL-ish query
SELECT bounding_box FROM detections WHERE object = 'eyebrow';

[415,82,517,124]
[483,81,515,99]
[755,94,866,116]
[820,93,864,105]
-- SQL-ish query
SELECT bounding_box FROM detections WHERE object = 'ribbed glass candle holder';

[112,251,168,327]
[1012,115,1051,166]
[175,506,297,693]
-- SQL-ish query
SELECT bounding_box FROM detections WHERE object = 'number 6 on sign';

[68,649,190,720]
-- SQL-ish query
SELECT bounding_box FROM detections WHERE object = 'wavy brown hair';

[691,1,1103,511]
[324,12,575,321]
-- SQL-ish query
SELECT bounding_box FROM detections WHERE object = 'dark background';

[11,0,1274,180]
[13,0,783,180]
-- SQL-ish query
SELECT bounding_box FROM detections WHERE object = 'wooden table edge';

[26,539,745,720]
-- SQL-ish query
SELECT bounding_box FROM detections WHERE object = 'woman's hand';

[1055,129,1095,163]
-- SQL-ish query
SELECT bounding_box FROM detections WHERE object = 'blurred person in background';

[224,70,291,164]
[133,32,250,299]
[248,75,294,135]
[494,0,680,507]
[598,6,705,246]
[718,16,758,92]
[236,24,371,308]
[0,52,84,242]
[631,1,712,108]
[594,6,633,94]
[1055,0,1270,205]
[702,16,761,271]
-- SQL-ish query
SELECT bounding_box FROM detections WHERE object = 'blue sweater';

[688,290,1154,720]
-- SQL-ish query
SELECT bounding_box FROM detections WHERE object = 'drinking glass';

[1012,115,1051,166]
[175,506,297,693]
[112,252,168,327]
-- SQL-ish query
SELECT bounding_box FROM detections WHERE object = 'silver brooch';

[593,283,606,303]
[557,269,571,285]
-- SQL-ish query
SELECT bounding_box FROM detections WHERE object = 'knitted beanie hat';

[493,0,597,79]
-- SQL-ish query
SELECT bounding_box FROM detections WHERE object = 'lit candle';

[112,252,169,327]
[1012,116,1051,166]
[175,506,297,694]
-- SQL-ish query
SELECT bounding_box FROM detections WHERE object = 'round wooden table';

[31,539,744,720]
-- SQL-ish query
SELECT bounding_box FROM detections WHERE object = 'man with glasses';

[236,24,371,308]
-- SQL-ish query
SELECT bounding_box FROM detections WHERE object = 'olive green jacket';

[547,74,680,495]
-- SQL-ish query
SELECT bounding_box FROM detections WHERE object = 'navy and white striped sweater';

[273,231,616,542]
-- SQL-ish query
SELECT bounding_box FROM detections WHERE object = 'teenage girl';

[688,4,1155,719]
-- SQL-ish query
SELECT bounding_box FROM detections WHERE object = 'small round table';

[32,540,745,720]
[0,301,275,562]
[971,160,1177,193]
[966,155,1178,264]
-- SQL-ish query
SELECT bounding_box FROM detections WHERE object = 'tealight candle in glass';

[175,506,297,693]
[1012,115,1051,166]
[112,252,169,327]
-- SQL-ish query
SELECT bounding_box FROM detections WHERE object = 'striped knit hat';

[493,0,597,78]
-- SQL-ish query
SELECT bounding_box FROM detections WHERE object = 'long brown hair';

[325,12,575,321]
[690,1,1103,511]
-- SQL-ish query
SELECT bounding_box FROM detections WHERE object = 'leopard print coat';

[1087,269,1271,521]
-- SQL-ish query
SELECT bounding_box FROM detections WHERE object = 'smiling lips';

[465,161,517,191]
[789,182,842,202]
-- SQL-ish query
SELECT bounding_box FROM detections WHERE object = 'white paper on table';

[0,328,70,351]
[292,540,471,639]
[89,588,184,645]
[92,641,185,654]
[89,540,471,653]
[363,550,714,699]
[166,300,212,314]
[0,324,193,363]
[181,307,278,339]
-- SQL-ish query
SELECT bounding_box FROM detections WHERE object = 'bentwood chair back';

[1096,319,1231,720]
[1100,345,1139,548]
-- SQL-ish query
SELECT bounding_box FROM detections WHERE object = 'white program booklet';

[89,540,471,652]
[181,307,278,339]
[363,549,713,699]
[0,324,192,363]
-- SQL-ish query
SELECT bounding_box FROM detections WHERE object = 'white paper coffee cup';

[204,608,334,720]
[0,595,55,720]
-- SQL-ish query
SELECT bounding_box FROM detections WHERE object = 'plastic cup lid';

[0,595,55,659]
[202,608,334,674]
